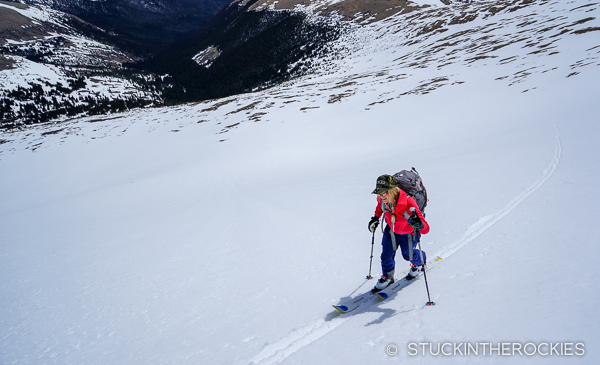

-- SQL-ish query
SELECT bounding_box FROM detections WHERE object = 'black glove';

[368,216,380,233]
[407,213,423,231]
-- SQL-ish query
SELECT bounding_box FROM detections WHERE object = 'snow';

[0,1,62,27]
[0,55,68,90]
[409,0,442,6]
[0,1,130,75]
[192,46,221,68]
[1,0,600,364]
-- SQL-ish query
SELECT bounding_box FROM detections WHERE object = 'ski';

[375,291,389,300]
[332,256,442,313]
[332,305,349,313]
[332,290,379,314]
[375,255,441,300]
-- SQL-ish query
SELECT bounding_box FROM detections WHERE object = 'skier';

[368,174,430,292]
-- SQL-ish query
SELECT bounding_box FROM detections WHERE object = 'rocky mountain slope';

[0,0,167,127]
[3,0,596,129]
[14,0,232,51]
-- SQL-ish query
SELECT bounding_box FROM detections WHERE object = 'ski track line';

[243,127,562,365]
[244,317,350,365]
[436,126,562,260]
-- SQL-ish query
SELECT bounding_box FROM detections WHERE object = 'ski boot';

[406,263,426,280]
[372,270,395,293]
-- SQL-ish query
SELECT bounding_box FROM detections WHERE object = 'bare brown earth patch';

[0,54,16,70]
[250,0,422,22]
[0,1,52,43]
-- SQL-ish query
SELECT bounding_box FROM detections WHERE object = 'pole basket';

[426,301,436,306]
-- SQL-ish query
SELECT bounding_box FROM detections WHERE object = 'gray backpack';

[393,167,428,213]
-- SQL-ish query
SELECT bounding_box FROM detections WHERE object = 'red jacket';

[374,191,430,235]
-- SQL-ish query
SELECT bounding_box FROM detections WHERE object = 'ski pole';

[408,208,435,306]
[416,234,435,306]
[366,229,376,280]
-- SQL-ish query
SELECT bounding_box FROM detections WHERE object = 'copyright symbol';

[386,344,398,356]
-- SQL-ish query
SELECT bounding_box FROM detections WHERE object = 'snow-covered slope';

[1,0,599,364]
[0,1,129,67]
[0,1,162,126]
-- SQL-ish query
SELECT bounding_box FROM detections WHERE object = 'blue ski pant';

[381,225,426,275]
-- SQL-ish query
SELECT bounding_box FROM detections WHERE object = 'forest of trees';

[0,74,160,129]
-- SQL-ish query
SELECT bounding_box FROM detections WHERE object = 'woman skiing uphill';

[368,175,430,293]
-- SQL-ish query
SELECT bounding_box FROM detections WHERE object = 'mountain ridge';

[11,0,232,50]
[3,0,595,128]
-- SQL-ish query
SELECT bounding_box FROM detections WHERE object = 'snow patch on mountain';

[192,46,221,68]
[0,55,65,90]
[0,1,59,25]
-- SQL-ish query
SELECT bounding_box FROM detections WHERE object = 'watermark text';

[384,342,586,357]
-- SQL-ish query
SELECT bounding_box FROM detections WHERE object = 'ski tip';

[434,256,443,262]
[332,305,349,313]
[376,292,389,300]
